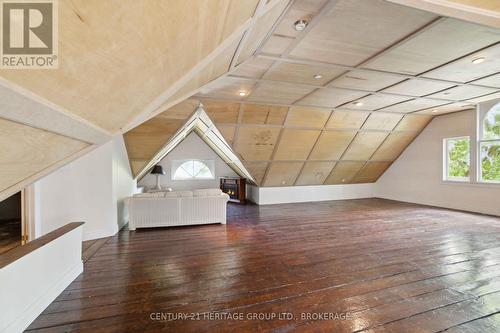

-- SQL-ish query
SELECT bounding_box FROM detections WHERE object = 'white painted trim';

[23,184,38,241]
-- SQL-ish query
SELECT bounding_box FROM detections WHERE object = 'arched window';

[172,160,214,180]
[479,103,500,183]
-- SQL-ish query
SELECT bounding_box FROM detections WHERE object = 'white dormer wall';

[138,132,237,191]
[375,108,500,216]
[31,135,136,241]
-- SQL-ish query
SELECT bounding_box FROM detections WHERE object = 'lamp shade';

[151,165,166,175]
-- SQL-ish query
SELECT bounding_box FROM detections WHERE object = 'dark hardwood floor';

[27,198,500,332]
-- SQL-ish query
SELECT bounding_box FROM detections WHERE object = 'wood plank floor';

[27,198,500,332]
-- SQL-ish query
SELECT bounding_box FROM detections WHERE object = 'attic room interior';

[0,0,500,332]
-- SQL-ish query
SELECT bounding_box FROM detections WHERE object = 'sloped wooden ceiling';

[2,0,500,195]
[0,119,91,200]
[0,0,288,199]
[183,0,500,186]
[198,100,432,186]
[125,102,256,183]
[124,99,201,176]
[123,0,500,187]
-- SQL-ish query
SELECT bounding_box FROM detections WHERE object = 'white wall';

[0,224,83,333]
[246,184,259,204]
[112,135,137,229]
[138,132,237,191]
[375,108,500,216]
[33,135,136,240]
[254,183,374,205]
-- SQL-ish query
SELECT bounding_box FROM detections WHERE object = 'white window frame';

[443,136,471,183]
[171,159,215,181]
[478,102,500,184]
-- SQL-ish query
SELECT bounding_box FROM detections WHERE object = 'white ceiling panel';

[363,18,500,75]
[289,0,436,66]
[348,94,411,111]
[378,98,447,113]
[471,73,500,89]
[246,81,316,104]
[426,85,499,101]
[273,0,328,38]
[261,35,295,56]
[464,91,500,104]
[329,69,404,91]
[423,44,500,83]
[296,87,367,108]
[263,62,346,86]
[196,77,257,100]
[231,57,275,79]
[382,79,456,96]
[413,102,474,115]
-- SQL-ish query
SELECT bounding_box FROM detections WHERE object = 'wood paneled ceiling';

[153,0,498,187]
[0,0,288,199]
[1,0,500,196]
[193,99,431,186]
[125,0,500,187]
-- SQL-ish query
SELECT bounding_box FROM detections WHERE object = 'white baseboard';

[3,261,83,333]
[256,183,375,205]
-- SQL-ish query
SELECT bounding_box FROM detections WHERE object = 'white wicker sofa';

[127,188,229,230]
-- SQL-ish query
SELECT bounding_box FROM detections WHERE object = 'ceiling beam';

[225,74,490,104]
[0,79,111,145]
[386,0,500,29]
[123,0,291,134]
[196,95,469,116]
[229,0,268,70]
[257,54,500,90]
[121,19,252,133]
[0,144,97,202]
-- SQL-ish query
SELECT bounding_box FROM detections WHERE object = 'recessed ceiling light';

[293,19,308,31]
[353,101,363,107]
[239,91,247,97]
[313,74,323,79]
[472,57,485,64]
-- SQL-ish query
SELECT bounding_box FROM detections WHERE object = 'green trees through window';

[446,137,470,181]
[481,103,500,183]
[481,142,500,182]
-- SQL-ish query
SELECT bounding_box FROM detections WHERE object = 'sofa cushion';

[133,192,164,198]
[176,190,193,197]
[193,188,223,197]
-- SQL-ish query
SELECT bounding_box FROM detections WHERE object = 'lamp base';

[155,175,162,190]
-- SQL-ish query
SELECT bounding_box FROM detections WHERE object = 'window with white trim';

[172,160,215,180]
[443,136,470,182]
[479,103,500,183]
